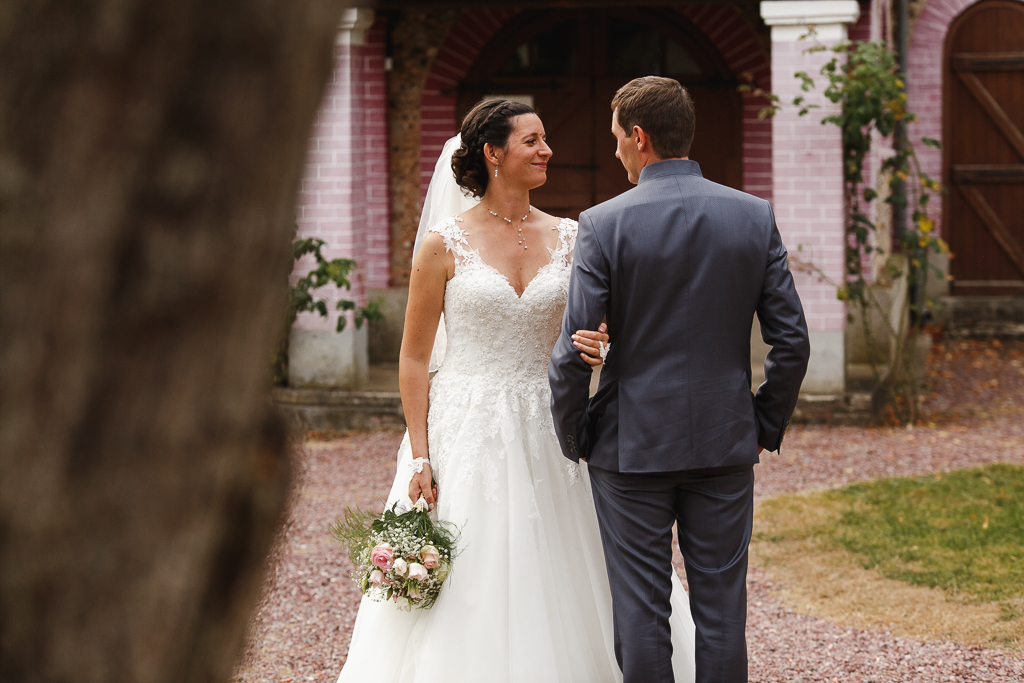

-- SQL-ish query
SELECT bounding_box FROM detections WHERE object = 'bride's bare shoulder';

[532,208,575,229]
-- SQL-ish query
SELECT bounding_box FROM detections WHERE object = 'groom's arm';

[754,205,811,453]
[548,212,610,462]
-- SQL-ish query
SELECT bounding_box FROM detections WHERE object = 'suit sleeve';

[548,212,610,462]
[754,204,811,452]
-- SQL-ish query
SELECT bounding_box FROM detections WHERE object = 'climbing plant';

[272,237,384,386]
[743,38,950,424]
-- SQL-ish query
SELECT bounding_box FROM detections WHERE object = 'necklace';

[487,205,532,250]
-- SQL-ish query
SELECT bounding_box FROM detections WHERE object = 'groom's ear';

[632,126,647,151]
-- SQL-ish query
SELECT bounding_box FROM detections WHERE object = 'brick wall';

[293,19,389,331]
[363,22,390,291]
[771,40,847,334]
[678,5,773,201]
[420,9,519,197]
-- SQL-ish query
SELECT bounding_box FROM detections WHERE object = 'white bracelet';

[599,341,610,360]
[412,458,431,474]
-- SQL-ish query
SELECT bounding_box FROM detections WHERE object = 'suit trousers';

[588,464,755,683]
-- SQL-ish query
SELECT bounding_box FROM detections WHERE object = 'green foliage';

[271,236,385,385]
[824,464,1024,602]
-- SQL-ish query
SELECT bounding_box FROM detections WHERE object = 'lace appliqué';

[425,217,584,510]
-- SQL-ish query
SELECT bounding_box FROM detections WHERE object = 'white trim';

[337,8,374,46]
[760,0,860,42]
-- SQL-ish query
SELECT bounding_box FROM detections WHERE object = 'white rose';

[407,562,428,582]
[392,558,408,576]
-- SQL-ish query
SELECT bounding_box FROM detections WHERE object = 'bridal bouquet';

[331,498,459,610]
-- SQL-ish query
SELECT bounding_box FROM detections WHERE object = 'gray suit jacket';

[548,160,810,473]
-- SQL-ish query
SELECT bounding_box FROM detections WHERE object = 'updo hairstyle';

[452,99,536,198]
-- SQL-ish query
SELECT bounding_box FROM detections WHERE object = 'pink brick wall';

[679,5,773,201]
[420,6,772,202]
[771,41,847,334]
[363,22,390,291]
[293,19,389,331]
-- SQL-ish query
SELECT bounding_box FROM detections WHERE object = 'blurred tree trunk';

[0,1,345,681]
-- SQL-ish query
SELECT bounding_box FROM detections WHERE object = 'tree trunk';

[0,2,344,681]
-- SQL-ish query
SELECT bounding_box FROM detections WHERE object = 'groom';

[549,77,810,682]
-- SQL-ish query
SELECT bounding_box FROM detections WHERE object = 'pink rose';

[407,562,428,582]
[407,585,422,600]
[368,569,385,587]
[370,543,394,570]
[419,545,440,569]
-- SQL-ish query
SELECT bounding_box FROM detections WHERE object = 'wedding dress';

[335,214,696,683]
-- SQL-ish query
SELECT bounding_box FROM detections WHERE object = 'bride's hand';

[572,322,609,366]
[408,459,437,509]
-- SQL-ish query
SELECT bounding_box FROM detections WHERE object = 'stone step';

[272,386,404,435]
[275,360,891,435]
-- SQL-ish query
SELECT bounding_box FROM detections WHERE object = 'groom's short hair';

[612,77,695,159]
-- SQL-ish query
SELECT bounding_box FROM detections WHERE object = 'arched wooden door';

[457,8,742,221]
[945,0,1024,295]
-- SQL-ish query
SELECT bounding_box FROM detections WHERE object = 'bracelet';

[412,458,431,474]
[599,341,610,360]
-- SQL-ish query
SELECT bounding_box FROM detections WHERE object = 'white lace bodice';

[425,216,579,499]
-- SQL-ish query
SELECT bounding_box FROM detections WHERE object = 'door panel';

[946,0,1024,294]
[458,8,742,222]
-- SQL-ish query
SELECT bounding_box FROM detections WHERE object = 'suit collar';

[637,159,703,184]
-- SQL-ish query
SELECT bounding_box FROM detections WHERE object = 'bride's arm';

[399,232,452,507]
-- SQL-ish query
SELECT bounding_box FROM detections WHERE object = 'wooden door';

[945,0,1024,295]
[457,8,742,222]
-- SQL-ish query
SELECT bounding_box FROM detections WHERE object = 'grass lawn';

[752,463,1024,648]
[827,463,1024,605]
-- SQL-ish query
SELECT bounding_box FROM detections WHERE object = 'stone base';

[288,325,368,389]
[802,331,846,394]
[368,286,408,363]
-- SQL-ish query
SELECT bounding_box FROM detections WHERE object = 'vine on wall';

[741,36,951,424]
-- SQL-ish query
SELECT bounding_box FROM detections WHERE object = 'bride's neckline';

[450,215,571,299]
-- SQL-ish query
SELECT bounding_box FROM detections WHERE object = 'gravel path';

[234,340,1024,682]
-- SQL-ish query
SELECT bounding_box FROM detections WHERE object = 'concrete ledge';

[792,391,882,426]
[272,387,404,435]
[940,296,1024,338]
[273,385,884,436]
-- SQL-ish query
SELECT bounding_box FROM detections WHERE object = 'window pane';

[609,20,662,77]
[497,20,579,77]
[609,19,703,78]
[665,39,702,77]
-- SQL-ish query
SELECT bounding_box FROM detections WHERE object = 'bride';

[336,99,695,683]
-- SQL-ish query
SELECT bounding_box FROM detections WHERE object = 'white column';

[761,0,859,395]
[289,9,376,390]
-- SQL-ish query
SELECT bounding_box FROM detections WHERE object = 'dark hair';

[452,99,536,197]
[611,77,695,158]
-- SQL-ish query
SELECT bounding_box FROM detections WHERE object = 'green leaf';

[921,137,941,149]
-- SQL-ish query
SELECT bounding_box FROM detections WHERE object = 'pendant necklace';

[487,205,532,250]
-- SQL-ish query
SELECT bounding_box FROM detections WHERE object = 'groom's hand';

[572,323,609,366]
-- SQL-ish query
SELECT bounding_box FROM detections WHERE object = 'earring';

[494,167,498,178]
